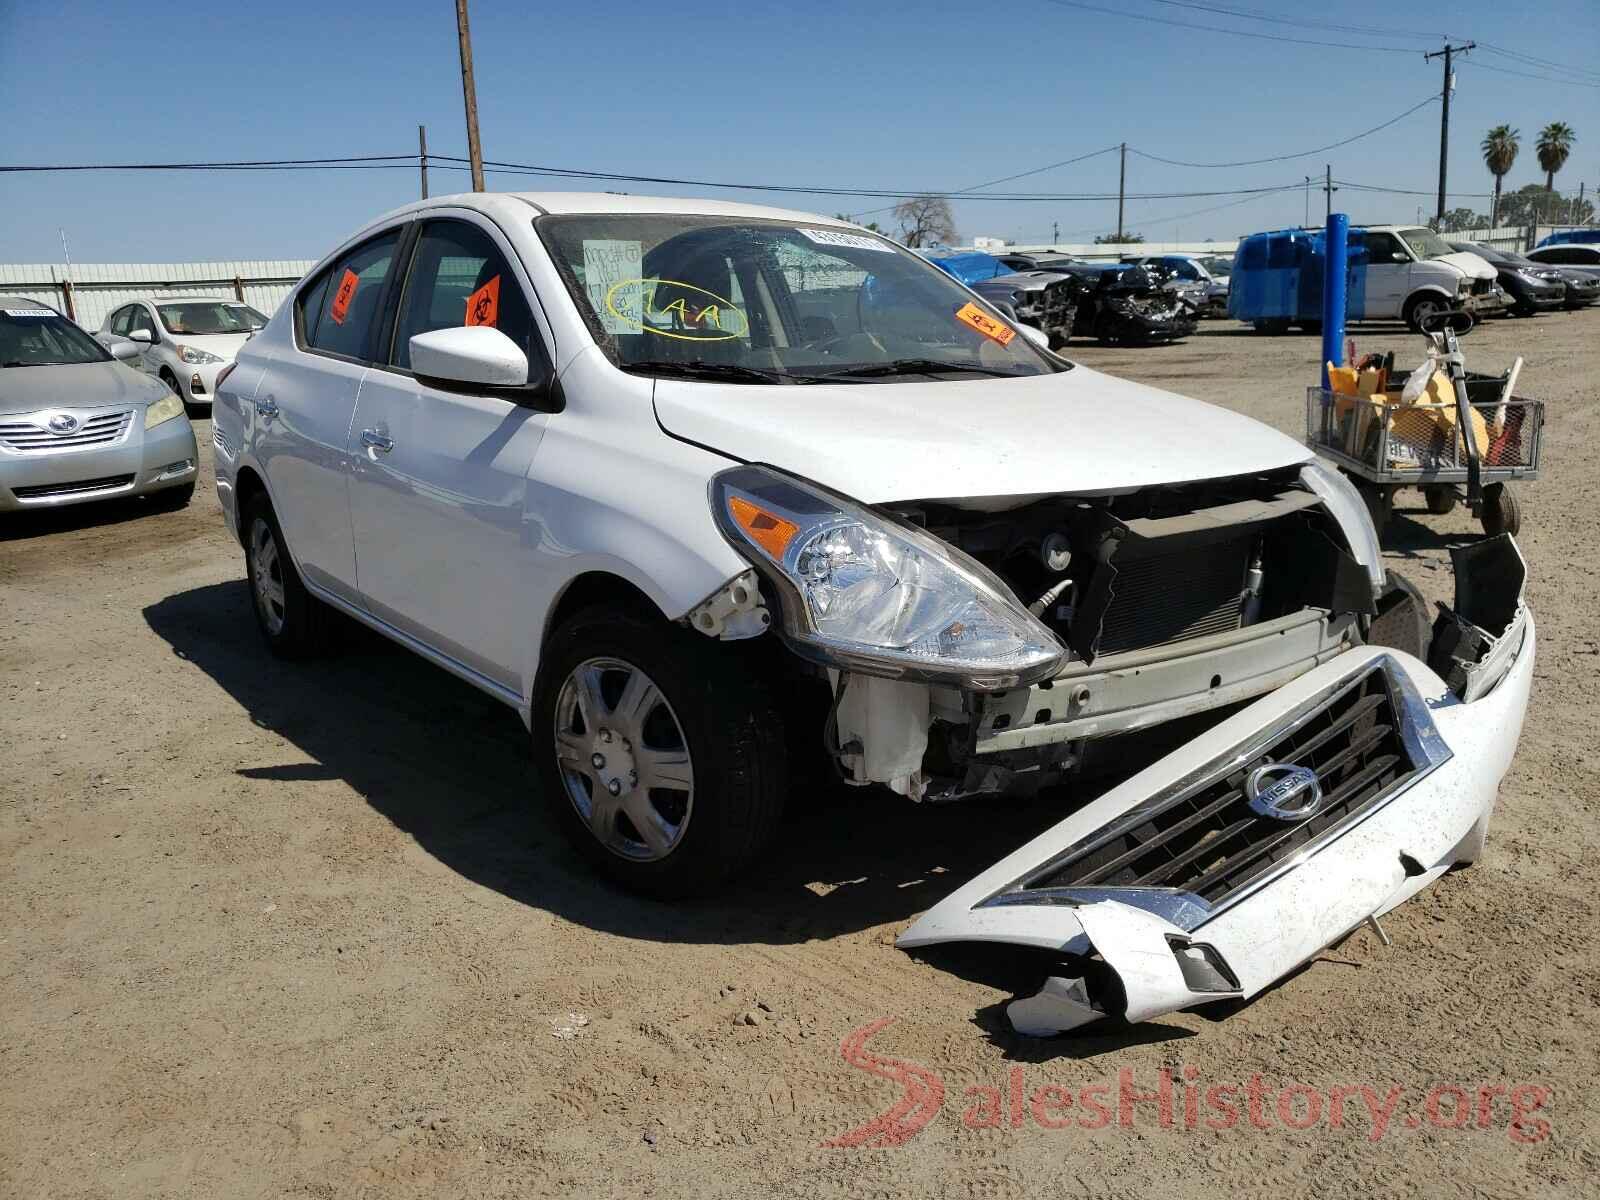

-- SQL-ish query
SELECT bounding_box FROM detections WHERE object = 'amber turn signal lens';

[727,495,799,561]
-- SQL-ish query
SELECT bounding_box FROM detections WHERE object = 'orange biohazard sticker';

[464,275,501,328]
[955,301,1016,346]
[330,268,359,325]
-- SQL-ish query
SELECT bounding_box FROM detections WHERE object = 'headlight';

[1299,459,1383,597]
[144,392,185,430]
[711,466,1065,689]
[177,344,224,365]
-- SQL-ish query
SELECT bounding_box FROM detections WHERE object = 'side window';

[303,229,402,360]
[108,306,131,335]
[389,220,535,370]
[1366,233,1404,261]
[128,305,156,337]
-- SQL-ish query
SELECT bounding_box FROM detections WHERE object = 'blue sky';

[2,0,1595,261]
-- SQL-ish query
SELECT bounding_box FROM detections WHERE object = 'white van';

[1354,225,1500,328]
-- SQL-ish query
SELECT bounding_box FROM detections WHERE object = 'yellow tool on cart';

[1307,314,1543,537]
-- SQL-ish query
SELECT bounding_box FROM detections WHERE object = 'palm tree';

[1481,125,1520,227]
[1536,122,1577,221]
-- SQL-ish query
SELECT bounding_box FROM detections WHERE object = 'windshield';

[157,301,268,335]
[1,306,112,367]
[536,215,1061,383]
[1397,227,1456,260]
[1199,256,1231,278]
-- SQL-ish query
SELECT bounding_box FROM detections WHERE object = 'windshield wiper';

[812,358,1021,380]
[2,359,77,367]
[622,359,810,385]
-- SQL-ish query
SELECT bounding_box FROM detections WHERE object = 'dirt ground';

[4,312,1598,1198]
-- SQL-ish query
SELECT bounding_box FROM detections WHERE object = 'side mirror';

[109,342,142,362]
[410,325,530,388]
[128,329,154,344]
[1018,324,1050,350]
[1391,252,1410,263]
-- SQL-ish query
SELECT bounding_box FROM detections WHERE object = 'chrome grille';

[12,473,135,499]
[1007,664,1431,916]
[0,410,133,453]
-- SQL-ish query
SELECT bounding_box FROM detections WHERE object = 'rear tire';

[1479,483,1521,537]
[1254,318,1292,335]
[532,605,786,898]
[242,493,333,658]
[1356,479,1393,535]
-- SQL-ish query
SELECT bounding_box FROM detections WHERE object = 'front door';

[1361,231,1411,318]
[345,215,552,693]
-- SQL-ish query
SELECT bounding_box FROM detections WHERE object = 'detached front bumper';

[901,541,1534,1034]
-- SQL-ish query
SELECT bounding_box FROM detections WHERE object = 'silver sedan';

[1,298,199,512]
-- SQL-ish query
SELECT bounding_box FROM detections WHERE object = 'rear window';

[299,230,403,359]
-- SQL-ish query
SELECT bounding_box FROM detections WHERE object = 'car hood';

[972,270,1061,295]
[0,360,170,416]
[1433,251,1497,281]
[653,366,1312,507]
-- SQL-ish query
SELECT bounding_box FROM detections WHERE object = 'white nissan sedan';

[212,192,1533,1034]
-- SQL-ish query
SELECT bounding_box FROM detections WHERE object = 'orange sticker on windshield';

[955,302,1016,346]
[465,275,501,328]
[330,269,359,325]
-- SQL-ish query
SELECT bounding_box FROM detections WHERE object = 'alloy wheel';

[249,517,287,636]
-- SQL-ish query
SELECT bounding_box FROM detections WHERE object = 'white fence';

[0,261,315,331]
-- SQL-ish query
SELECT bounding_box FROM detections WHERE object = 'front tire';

[242,494,332,658]
[532,605,785,897]
[1479,483,1521,537]
[1404,293,1450,333]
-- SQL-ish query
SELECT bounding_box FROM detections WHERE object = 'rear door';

[253,227,405,605]
[345,214,554,693]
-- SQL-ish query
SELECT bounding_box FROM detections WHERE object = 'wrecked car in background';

[213,193,1534,1040]
[1057,261,1200,344]
[925,251,1077,348]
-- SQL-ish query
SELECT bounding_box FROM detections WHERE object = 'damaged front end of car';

[969,272,1077,348]
[900,535,1532,1036]
[701,458,1533,1035]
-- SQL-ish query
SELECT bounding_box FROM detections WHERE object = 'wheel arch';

[233,465,269,547]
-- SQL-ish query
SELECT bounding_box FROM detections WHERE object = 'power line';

[0,155,418,173]
[1463,60,1600,90]
[1131,0,1442,40]
[1033,0,1423,53]
[1476,42,1600,83]
[848,145,1121,220]
[1128,94,1439,168]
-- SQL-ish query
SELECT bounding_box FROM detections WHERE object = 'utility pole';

[1116,142,1126,242]
[455,0,485,192]
[1424,41,1474,223]
[1052,219,1059,244]
[1324,165,1337,222]
[1304,176,1311,226]
[418,124,429,199]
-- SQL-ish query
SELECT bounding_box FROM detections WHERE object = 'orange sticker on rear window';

[330,269,359,325]
[955,301,1016,345]
[465,275,501,328]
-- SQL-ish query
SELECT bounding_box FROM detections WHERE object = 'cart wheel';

[1424,485,1458,515]
[1357,480,1393,535]
[1479,483,1521,537]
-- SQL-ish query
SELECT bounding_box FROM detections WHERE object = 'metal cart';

[1306,371,1543,537]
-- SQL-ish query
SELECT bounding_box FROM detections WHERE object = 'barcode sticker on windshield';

[4,308,55,318]
[583,240,644,334]
[797,228,894,254]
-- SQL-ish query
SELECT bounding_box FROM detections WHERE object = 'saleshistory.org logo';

[820,1019,1552,1147]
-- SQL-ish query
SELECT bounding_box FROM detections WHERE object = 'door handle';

[361,429,394,453]
[255,396,279,419]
